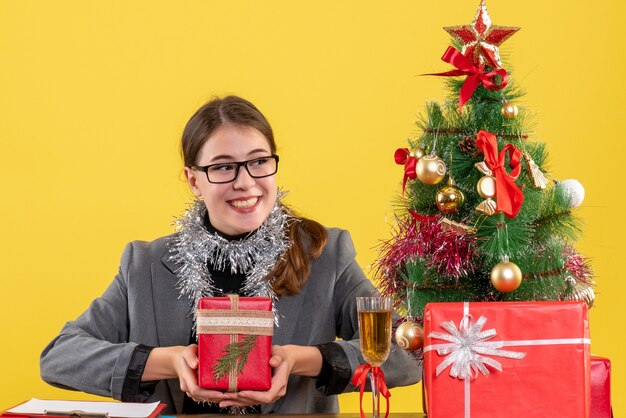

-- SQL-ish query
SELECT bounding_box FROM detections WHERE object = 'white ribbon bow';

[428,315,526,379]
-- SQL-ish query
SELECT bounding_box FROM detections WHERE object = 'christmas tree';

[376,0,594,351]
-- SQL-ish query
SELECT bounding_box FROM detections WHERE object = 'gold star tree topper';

[444,0,520,69]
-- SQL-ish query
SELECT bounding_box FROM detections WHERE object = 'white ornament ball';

[558,179,585,209]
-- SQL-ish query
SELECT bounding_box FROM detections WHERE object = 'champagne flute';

[357,296,392,418]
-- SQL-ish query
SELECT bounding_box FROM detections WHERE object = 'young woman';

[40,96,421,414]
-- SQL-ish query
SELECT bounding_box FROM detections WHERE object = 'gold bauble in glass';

[501,102,519,119]
[395,321,424,351]
[477,175,497,198]
[436,185,465,214]
[490,261,523,292]
[415,155,447,185]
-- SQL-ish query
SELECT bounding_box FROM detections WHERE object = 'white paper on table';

[7,398,160,418]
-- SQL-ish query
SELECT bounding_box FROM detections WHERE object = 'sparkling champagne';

[358,310,392,366]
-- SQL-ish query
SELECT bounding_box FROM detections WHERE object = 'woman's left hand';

[218,344,322,408]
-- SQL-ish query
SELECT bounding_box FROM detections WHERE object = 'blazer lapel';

[152,254,193,413]
[152,256,192,346]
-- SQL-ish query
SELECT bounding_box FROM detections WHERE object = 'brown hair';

[181,95,276,166]
[181,95,327,296]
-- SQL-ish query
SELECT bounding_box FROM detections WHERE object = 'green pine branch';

[532,186,582,243]
[400,257,489,319]
[212,334,257,382]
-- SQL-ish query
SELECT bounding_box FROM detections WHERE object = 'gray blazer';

[41,228,421,414]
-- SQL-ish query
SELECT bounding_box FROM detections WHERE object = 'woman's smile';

[228,196,260,210]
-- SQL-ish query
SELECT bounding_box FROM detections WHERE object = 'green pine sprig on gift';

[212,334,257,382]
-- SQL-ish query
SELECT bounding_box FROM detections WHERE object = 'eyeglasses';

[191,154,279,184]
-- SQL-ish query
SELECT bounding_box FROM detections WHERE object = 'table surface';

[175,414,426,418]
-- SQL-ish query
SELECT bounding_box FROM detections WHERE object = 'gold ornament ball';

[568,282,595,308]
[410,147,426,160]
[491,261,523,292]
[415,155,447,185]
[395,321,424,351]
[436,185,465,213]
[501,102,519,119]
[477,175,497,198]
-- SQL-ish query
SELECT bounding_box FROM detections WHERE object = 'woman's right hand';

[144,344,226,404]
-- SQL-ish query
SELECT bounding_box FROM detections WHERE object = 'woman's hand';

[218,344,322,408]
[144,344,227,404]
[219,345,291,407]
[172,344,228,404]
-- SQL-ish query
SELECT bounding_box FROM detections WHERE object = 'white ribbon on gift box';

[423,302,591,418]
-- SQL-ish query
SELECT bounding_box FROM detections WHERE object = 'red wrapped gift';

[423,301,590,418]
[590,355,613,418]
[197,295,273,392]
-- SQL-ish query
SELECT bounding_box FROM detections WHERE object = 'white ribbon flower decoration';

[428,315,526,379]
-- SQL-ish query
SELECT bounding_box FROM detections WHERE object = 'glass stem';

[370,367,380,418]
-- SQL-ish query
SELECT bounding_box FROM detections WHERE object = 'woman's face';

[184,124,278,236]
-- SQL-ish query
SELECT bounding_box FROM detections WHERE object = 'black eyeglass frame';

[190,154,280,184]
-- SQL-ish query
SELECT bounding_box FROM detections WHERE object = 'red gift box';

[197,295,273,392]
[423,301,590,418]
[590,355,613,418]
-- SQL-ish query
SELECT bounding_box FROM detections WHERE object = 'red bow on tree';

[351,364,391,418]
[394,148,441,223]
[394,148,418,196]
[476,130,524,218]
[426,46,509,110]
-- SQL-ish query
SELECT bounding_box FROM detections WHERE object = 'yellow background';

[1,0,623,415]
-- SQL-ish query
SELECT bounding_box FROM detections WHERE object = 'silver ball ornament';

[557,179,585,209]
